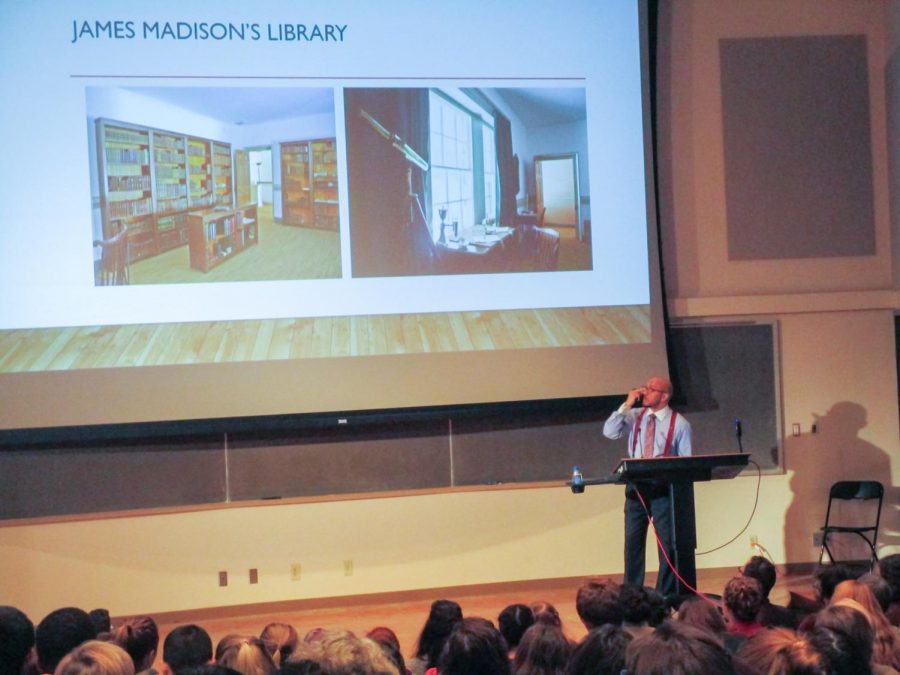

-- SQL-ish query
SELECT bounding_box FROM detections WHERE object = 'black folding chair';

[818,480,883,568]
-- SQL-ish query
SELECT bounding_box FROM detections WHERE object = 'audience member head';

[807,625,872,675]
[675,595,726,635]
[53,641,134,675]
[811,602,875,675]
[163,625,213,674]
[412,599,462,668]
[110,617,159,673]
[735,627,801,674]
[859,573,892,612]
[530,602,562,628]
[575,578,622,630]
[878,553,900,604]
[497,604,534,651]
[813,564,859,604]
[365,627,406,675]
[618,586,667,628]
[36,608,97,674]
[830,595,899,670]
[437,617,510,675]
[513,622,571,675]
[625,620,735,675]
[740,556,777,599]
[766,635,826,675]
[259,624,297,667]
[214,635,276,675]
[723,575,763,625]
[565,625,631,675]
[0,606,35,675]
[88,612,111,638]
[170,667,240,675]
[289,630,398,675]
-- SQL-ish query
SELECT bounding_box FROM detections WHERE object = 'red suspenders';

[630,408,679,458]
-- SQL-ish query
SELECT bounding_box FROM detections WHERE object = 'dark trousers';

[624,483,677,597]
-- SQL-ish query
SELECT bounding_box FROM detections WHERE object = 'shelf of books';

[281,141,312,226]
[311,139,339,230]
[212,141,233,207]
[97,122,156,261]
[187,137,213,209]
[152,130,189,252]
[187,204,258,273]
[95,119,235,264]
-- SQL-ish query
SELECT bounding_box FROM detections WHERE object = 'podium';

[570,453,750,595]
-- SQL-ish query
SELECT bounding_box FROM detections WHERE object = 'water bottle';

[571,465,585,494]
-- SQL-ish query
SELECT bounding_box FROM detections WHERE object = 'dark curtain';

[345,88,433,277]
[495,112,517,225]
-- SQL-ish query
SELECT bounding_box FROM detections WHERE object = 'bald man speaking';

[603,376,692,597]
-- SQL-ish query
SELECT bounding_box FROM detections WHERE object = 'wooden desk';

[436,225,515,274]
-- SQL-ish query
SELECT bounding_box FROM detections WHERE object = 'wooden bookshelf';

[213,142,233,207]
[281,141,312,226]
[187,204,259,273]
[281,138,338,229]
[311,139,339,230]
[95,119,235,265]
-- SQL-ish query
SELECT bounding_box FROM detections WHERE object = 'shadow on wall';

[784,401,898,564]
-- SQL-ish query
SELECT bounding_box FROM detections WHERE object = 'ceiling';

[121,87,336,125]
[493,88,587,127]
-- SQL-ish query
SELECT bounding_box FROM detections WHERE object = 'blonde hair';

[259,623,298,666]
[54,641,135,675]
[215,635,277,675]
[292,630,398,675]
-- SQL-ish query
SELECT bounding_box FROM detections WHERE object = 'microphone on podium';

[735,418,744,453]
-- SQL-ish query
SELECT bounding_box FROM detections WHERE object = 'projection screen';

[0,0,668,431]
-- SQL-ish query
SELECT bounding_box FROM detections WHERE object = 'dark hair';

[575,578,622,629]
[366,626,407,675]
[741,556,777,597]
[0,606,35,675]
[413,599,462,668]
[111,617,159,672]
[437,617,510,675]
[859,573,892,612]
[89,611,111,637]
[497,604,534,650]
[277,661,324,675]
[176,666,242,675]
[723,576,763,623]
[566,625,631,675]
[513,623,572,675]
[619,586,667,627]
[813,564,860,603]
[163,625,214,671]
[35,607,97,673]
[626,620,735,675]
[878,554,900,604]
[530,602,561,628]
[675,596,726,635]
[807,623,872,675]
[811,603,874,674]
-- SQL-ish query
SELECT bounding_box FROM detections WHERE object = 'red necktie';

[642,414,656,458]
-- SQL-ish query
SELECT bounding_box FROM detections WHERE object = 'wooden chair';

[93,224,130,285]
[532,226,560,270]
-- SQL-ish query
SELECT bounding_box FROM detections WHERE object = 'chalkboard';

[0,323,779,520]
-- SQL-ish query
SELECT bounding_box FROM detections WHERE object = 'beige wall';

[1,0,898,620]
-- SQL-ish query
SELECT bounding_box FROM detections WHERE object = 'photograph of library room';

[344,87,592,277]
[87,87,342,286]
